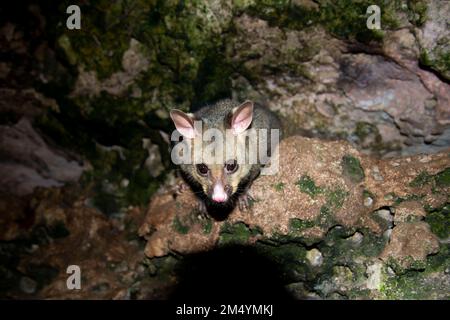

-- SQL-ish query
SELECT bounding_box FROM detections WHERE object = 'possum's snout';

[210,182,232,203]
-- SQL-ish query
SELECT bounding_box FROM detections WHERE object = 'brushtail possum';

[169,99,281,214]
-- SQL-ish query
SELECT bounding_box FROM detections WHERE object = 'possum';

[169,99,281,215]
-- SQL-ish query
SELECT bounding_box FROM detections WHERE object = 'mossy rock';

[341,154,365,183]
[218,222,262,246]
[295,175,323,198]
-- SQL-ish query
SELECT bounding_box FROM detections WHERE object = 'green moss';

[289,218,315,232]
[314,187,348,227]
[269,228,322,247]
[254,241,309,282]
[407,0,428,26]
[57,35,77,65]
[172,216,190,235]
[354,121,378,142]
[420,49,450,81]
[295,175,349,227]
[409,170,432,188]
[434,51,450,77]
[363,189,375,201]
[425,204,450,239]
[296,175,323,198]
[435,168,450,188]
[273,182,285,192]
[320,226,386,269]
[320,1,384,43]
[144,255,179,279]
[246,0,319,30]
[408,168,450,199]
[246,0,399,44]
[341,155,365,183]
[218,222,261,246]
[202,219,213,235]
[385,254,431,275]
[319,205,331,217]
[380,248,450,300]
[58,1,133,80]
[326,187,348,210]
[352,122,395,155]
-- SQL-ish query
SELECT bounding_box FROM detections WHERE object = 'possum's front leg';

[237,166,259,211]
[196,199,209,219]
[174,182,209,218]
[237,191,255,211]
[174,181,190,194]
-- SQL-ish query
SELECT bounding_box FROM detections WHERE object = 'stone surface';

[0,118,86,196]
[380,222,440,270]
[140,136,449,258]
[0,186,165,299]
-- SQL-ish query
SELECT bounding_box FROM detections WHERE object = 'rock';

[0,88,83,197]
[229,12,450,157]
[393,200,427,224]
[2,187,150,299]
[371,166,384,181]
[363,195,374,207]
[285,282,310,300]
[415,0,450,80]
[347,232,364,246]
[71,39,149,97]
[317,266,354,297]
[306,248,323,267]
[376,209,394,223]
[0,118,86,196]
[383,229,393,241]
[139,136,449,258]
[142,138,164,178]
[380,222,440,271]
[366,262,383,290]
[19,277,37,294]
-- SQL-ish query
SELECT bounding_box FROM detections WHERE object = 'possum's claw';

[174,181,189,195]
[238,193,255,211]
[196,200,209,219]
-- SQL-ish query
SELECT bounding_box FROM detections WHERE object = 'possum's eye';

[225,160,238,174]
[196,163,209,176]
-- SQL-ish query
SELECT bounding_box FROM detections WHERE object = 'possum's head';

[170,101,254,204]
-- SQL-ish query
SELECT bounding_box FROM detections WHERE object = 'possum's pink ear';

[231,100,254,135]
[170,109,196,139]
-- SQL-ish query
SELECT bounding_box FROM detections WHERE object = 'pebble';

[419,156,431,163]
[383,229,392,240]
[364,196,373,207]
[384,193,394,201]
[306,248,323,267]
[371,166,384,181]
[376,209,393,222]
[348,232,364,246]
[19,276,37,294]
[120,179,130,188]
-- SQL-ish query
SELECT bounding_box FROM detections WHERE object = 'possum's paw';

[196,200,209,219]
[238,193,255,212]
[174,181,190,195]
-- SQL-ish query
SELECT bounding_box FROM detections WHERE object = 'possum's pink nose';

[212,184,228,203]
